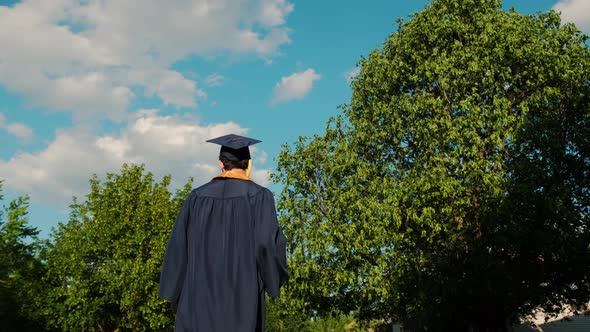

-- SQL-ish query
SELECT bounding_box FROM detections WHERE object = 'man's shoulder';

[253,183,272,195]
[239,179,273,199]
[246,182,274,202]
[246,180,273,195]
[191,178,269,198]
[192,179,221,195]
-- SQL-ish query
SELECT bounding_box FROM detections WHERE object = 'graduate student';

[159,134,289,332]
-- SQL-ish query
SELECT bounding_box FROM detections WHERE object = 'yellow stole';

[213,165,254,182]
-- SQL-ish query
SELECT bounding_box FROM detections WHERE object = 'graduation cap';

[206,134,261,161]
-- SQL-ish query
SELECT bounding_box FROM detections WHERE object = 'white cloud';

[259,0,294,27]
[344,67,361,84]
[0,0,294,119]
[554,0,590,32]
[271,68,321,105]
[139,69,205,108]
[205,74,225,87]
[0,110,272,205]
[0,112,34,139]
[6,123,34,139]
[250,168,272,187]
[256,150,269,164]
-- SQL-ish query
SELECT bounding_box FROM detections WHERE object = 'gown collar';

[213,169,253,182]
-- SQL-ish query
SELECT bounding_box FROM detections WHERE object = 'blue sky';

[0,0,587,237]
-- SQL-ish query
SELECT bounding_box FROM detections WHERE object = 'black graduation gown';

[159,176,288,332]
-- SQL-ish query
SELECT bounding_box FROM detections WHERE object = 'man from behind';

[159,134,289,332]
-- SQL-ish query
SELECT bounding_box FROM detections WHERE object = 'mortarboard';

[206,134,261,161]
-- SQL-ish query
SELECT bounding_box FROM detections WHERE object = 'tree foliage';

[273,0,590,330]
[40,164,192,331]
[266,295,370,332]
[0,181,45,331]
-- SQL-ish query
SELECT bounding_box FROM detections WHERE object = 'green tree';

[266,294,367,332]
[0,181,46,331]
[273,0,590,331]
[41,164,192,331]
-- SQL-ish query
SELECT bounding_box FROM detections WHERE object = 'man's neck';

[213,168,251,181]
[224,168,247,176]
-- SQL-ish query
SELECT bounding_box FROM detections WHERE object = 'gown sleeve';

[255,188,289,298]
[159,192,193,308]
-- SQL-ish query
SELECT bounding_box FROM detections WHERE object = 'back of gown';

[159,178,288,332]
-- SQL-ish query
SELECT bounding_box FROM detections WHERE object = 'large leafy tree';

[273,0,590,331]
[41,164,192,331]
[0,181,45,331]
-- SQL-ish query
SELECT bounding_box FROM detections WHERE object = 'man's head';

[207,134,262,172]
[218,158,249,171]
